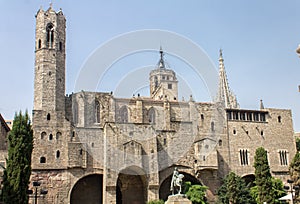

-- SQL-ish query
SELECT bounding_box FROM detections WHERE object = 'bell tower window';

[46,23,54,48]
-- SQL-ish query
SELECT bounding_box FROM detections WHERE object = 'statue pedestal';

[165,194,192,204]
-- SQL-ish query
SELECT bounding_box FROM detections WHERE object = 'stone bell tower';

[150,48,178,101]
[34,4,66,112]
[31,5,70,171]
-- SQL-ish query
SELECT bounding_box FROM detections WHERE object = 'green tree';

[216,172,255,204]
[250,177,286,204]
[253,147,274,204]
[296,138,300,152]
[289,151,300,202]
[289,151,300,186]
[184,181,208,204]
[1,111,33,204]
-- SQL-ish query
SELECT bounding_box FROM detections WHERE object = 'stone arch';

[116,166,147,204]
[46,23,54,47]
[70,174,103,204]
[159,168,201,201]
[242,174,255,187]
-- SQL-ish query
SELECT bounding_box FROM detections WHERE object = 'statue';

[170,167,184,195]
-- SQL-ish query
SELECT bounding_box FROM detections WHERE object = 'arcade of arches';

[70,170,205,204]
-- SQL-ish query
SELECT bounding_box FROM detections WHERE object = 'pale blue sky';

[0,1,300,131]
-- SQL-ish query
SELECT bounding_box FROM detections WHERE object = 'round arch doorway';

[116,167,147,204]
[70,174,103,204]
[159,172,201,201]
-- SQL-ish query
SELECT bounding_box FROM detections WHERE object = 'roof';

[0,114,10,132]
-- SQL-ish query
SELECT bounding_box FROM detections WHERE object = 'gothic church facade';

[30,6,296,204]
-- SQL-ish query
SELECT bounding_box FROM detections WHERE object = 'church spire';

[216,49,239,109]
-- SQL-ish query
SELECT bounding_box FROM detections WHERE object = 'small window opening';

[163,138,167,145]
[201,114,204,120]
[38,39,41,49]
[47,113,50,120]
[278,116,281,123]
[72,131,75,137]
[79,149,83,155]
[211,121,215,132]
[233,129,236,135]
[40,157,46,163]
[56,132,61,140]
[56,150,60,159]
[49,134,53,140]
[59,42,62,51]
[218,139,222,146]
[168,84,172,89]
[41,132,46,139]
[261,131,264,136]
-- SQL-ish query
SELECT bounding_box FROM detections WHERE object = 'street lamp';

[284,179,299,204]
[27,181,48,204]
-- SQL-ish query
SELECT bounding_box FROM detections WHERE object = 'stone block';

[165,194,192,204]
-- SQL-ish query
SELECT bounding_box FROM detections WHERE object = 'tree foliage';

[184,181,208,204]
[216,172,255,204]
[289,151,300,186]
[253,147,285,204]
[1,111,33,204]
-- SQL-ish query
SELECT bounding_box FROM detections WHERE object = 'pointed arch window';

[46,23,54,48]
[119,106,128,123]
[73,102,78,125]
[148,108,155,124]
[95,101,100,123]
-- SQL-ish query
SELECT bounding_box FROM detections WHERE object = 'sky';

[0,1,300,131]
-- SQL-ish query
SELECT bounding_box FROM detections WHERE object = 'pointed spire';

[158,46,165,69]
[216,49,239,109]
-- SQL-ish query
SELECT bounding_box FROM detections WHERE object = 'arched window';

[73,102,78,124]
[40,157,46,163]
[278,116,281,123]
[95,101,100,123]
[148,108,155,124]
[56,132,62,140]
[56,150,60,159]
[47,113,51,121]
[46,23,54,48]
[41,132,46,139]
[218,139,222,146]
[119,106,128,123]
